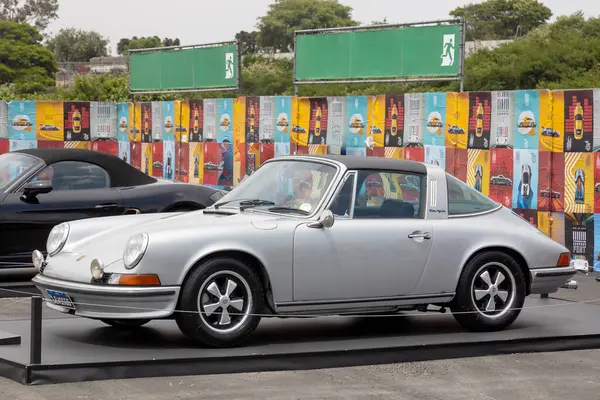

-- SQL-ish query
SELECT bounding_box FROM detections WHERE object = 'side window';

[30,161,110,191]
[328,174,355,217]
[353,170,423,219]
[446,173,499,215]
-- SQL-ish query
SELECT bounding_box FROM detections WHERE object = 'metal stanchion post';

[30,296,42,365]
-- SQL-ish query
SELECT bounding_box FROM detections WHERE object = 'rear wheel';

[175,257,264,348]
[100,319,151,328]
[451,251,526,332]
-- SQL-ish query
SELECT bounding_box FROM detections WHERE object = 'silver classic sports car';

[31,155,578,347]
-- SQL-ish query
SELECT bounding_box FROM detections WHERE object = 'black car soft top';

[14,148,157,187]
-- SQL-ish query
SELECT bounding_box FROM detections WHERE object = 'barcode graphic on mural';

[205,103,216,116]
[331,100,343,116]
[262,98,273,116]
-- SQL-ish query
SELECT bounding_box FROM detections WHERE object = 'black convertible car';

[0,148,226,281]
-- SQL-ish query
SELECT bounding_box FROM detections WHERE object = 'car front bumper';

[32,274,180,320]
[529,266,577,294]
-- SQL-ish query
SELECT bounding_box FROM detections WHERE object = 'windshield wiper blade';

[213,198,275,210]
[266,206,310,215]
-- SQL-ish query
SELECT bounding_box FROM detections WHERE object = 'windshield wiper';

[266,206,310,215]
[213,198,275,210]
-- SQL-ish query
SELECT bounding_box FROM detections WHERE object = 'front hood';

[60,210,288,265]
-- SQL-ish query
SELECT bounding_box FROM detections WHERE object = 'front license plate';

[46,290,75,309]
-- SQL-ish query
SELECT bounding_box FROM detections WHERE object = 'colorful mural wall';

[1,89,600,269]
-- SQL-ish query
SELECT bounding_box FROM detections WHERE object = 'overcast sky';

[47,0,600,55]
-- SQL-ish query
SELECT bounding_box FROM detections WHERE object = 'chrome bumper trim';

[529,266,577,295]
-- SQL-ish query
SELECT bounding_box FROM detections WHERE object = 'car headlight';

[46,223,70,256]
[123,233,149,269]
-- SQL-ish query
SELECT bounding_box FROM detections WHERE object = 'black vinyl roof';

[280,154,429,174]
[15,148,157,187]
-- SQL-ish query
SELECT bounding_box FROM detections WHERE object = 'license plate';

[46,290,75,309]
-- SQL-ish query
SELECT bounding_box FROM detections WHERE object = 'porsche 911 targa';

[31,155,578,347]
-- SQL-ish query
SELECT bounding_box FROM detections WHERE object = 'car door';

[0,160,124,267]
[292,170,434,302]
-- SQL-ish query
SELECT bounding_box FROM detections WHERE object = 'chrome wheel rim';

[197,270,252,334]
[470,262,516,319]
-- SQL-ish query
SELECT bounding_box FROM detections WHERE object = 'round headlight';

[123,233,149,269]
[32,250,44,270]
[90,259,104,280]
[46,223,70,256]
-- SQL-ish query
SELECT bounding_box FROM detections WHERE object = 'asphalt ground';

[0,274,598,399]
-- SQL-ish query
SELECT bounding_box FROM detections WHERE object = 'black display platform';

[2,297,600,385]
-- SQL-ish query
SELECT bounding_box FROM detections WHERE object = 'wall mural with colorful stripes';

[1,89,600,269]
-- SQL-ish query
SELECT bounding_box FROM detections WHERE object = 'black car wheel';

[450,251,526,332]
[100,319,151,328]
[176,257,264,347]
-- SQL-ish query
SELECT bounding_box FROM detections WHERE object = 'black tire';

[450,251,526,332]
[100,319,151,328]
[175,257,264,348]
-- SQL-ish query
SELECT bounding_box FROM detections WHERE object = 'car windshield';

[0,153,39,190]
[213,159,338,215]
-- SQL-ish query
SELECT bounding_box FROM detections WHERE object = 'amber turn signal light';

[118,274,161,286]
[556,252,571,267]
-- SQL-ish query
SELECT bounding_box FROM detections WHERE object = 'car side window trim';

[325,170,357,219]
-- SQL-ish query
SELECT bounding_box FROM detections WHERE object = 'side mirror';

[308,209,335,229]
[21,180,53,202]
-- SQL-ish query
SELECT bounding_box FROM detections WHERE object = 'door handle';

[408,231,432,240]
[95,203,118,209]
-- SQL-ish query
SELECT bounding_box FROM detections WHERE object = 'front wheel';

[450,251,526,332]
[175,257,264,348]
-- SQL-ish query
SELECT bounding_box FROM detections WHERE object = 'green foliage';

[0,20,57,94]
[0,0,59,31]
[450,0,552,41]
[462,13,600,91]
[45,28,109,62]
[116,36,181,55]
[235,30,259,55]
[257,0,359,52]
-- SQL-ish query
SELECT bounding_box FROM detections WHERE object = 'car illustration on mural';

[12,118,32,127]
[31,155,578,348]
[574,103,584,140]
[349,117,365,129]
[448,125,465,134]
[541,127,560,137]
[476,104,484,137]
[292,125,306,133]
[474,164,483,192]
[575,168,585,204]
[518,116,536,129]
[540,188,561,199]
[39,125,60,131]
[520,164,532,199]
[370,126,382,134]
[427,117,443,128]
[491,175,512,186]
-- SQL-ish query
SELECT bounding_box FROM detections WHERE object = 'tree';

[450,0,553,41]
[0,20,57,94]
[462,13,600,91]
[0,0,59,31]
[236,30,259,55]
[116,36,181,55]
[45,28,109,62]
[257,0,359,52]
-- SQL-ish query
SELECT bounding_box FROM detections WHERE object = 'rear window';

[446,173,499,215]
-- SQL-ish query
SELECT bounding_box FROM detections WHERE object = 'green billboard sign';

[294,20,464,85]
[129,41,240,94]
